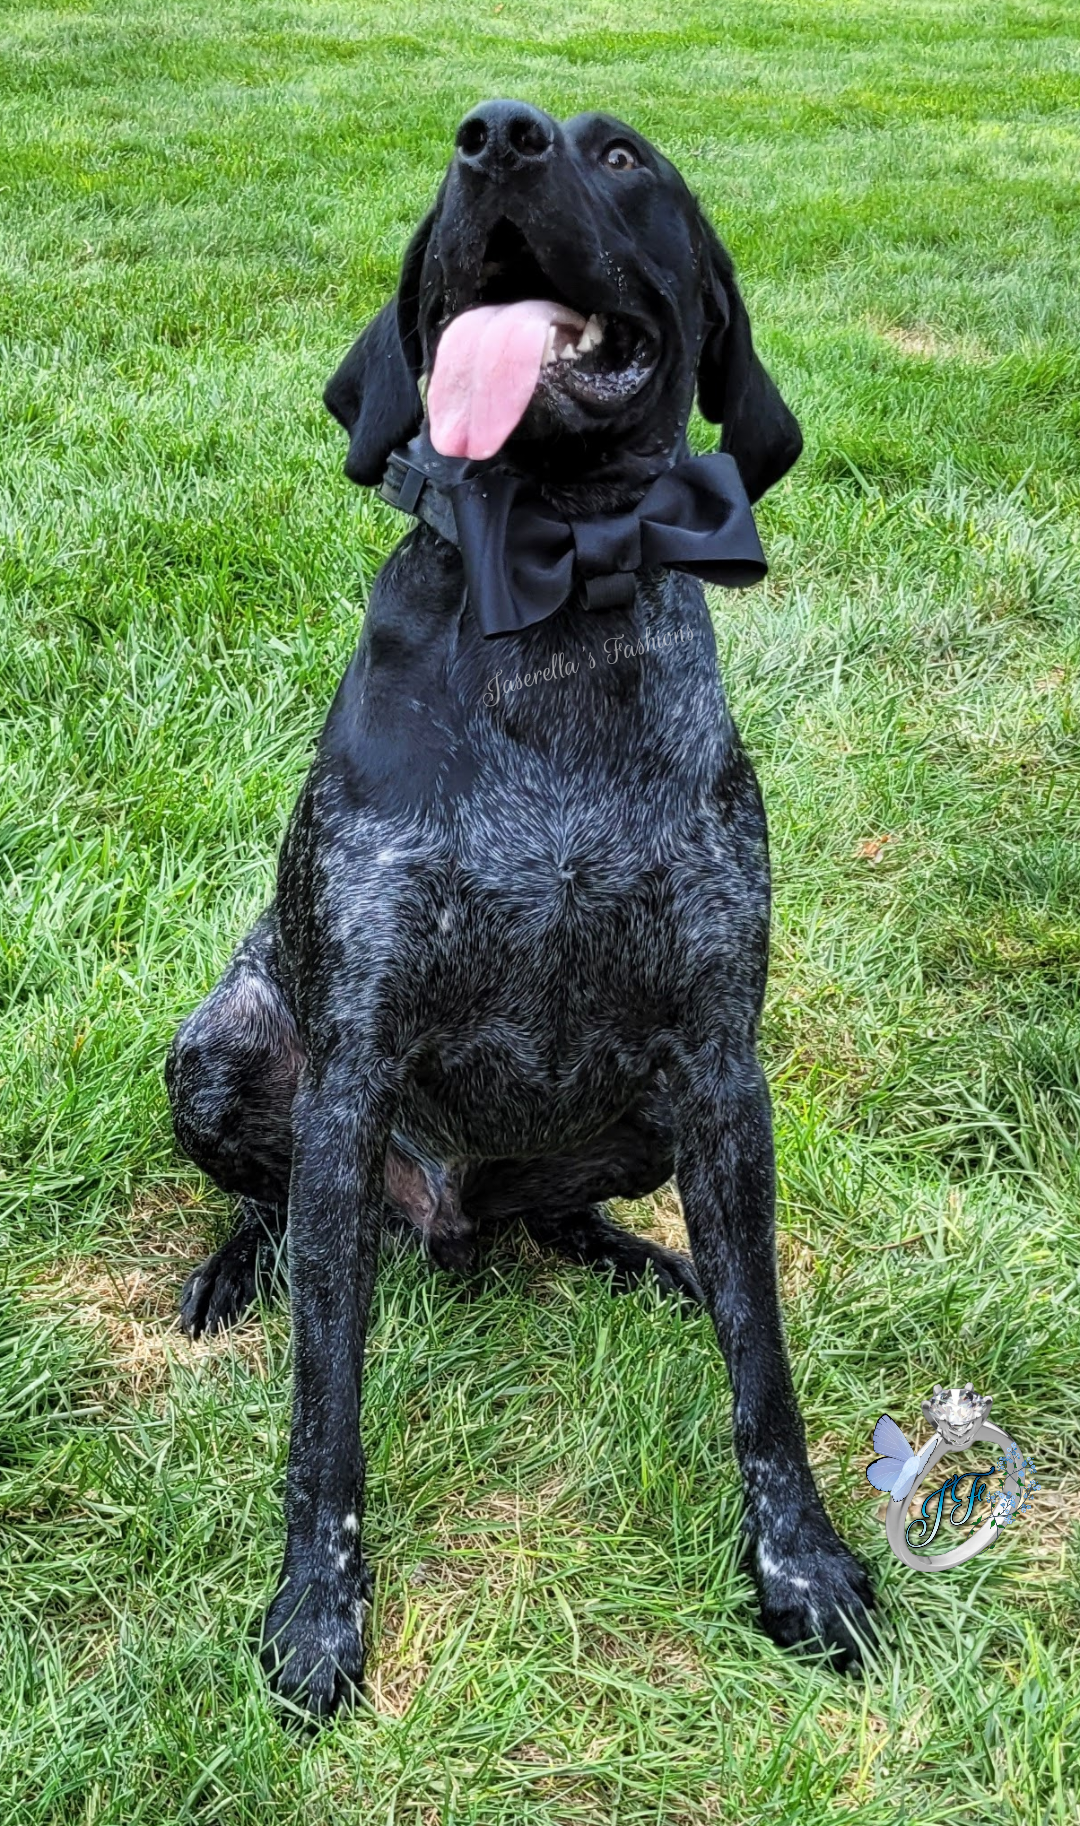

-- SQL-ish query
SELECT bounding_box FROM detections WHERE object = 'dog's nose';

[455,100,555,175]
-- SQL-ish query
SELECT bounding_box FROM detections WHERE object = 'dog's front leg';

[260,1051,397,1719]
[671,1042,874,1669]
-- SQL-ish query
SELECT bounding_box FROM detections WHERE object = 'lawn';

[2,0,1080,1819]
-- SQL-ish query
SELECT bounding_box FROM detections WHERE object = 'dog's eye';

[602,142,639,172]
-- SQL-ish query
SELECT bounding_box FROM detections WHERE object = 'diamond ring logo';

[867,1384,1038,1571]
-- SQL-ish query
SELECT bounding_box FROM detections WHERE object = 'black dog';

[166,102,874,1718]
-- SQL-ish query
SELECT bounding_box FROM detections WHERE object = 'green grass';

[2,0,1080,1818]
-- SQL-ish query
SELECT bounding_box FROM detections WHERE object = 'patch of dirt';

[1020,1489,1080,1561]
[777,1228,818,1299]
[618,1184,820,1302]
[365,1595,433,1718]
[368,1579,706,1721]
[28,1190,269,1400]
[875,321,993,363]
[603,1626,706,1689]
[629,1183,689,1253]
[808,1429,850,1474]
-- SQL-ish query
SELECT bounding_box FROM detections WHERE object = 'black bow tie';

[380,433,767,639]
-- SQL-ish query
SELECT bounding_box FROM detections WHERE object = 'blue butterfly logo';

[867,1414,938,1503]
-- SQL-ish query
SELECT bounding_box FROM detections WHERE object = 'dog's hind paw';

[180,1237,259,1338]
[644,1246,705,1305]
[752,1518,877,1672]
[179,1202,285,1338]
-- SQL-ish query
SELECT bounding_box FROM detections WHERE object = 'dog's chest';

[323,755,763,1151]
[359,776,691,1010]
[445,797,673,1010]
[289,571,768,1152]
[396,825,678,1153]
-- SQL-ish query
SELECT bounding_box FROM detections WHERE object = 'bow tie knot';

[380,436,768,638]
[571,511,642,612]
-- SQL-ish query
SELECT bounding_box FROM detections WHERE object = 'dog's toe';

[753,1517,877,1672]
[180,1237,259,1338]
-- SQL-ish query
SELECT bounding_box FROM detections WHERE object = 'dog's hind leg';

[166,909,299,1336]
[519,1202,703,1302]
[167,911,475,1330]
[464,1084,703,1303]
[167,909,300,1202]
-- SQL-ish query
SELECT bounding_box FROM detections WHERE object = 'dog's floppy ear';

[696,223,802,504]
[323,212,434,487]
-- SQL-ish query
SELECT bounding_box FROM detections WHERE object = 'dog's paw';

[646,1246,705,1305]
[260,1569,369,1722]
[180,1236,259,1338]
[752,1514,876,1672]
[427,1225,479,1276]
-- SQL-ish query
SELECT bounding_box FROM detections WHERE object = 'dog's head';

[325,103,801,501]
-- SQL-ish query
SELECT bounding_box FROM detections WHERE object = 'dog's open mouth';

[427,221,657,460]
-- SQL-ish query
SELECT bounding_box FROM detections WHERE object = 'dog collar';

[379,432,767,639]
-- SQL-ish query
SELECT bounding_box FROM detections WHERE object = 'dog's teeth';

[576,315,603,353]
[542,322,593,367]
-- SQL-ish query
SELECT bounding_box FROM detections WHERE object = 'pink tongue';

[427,300,587,460]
